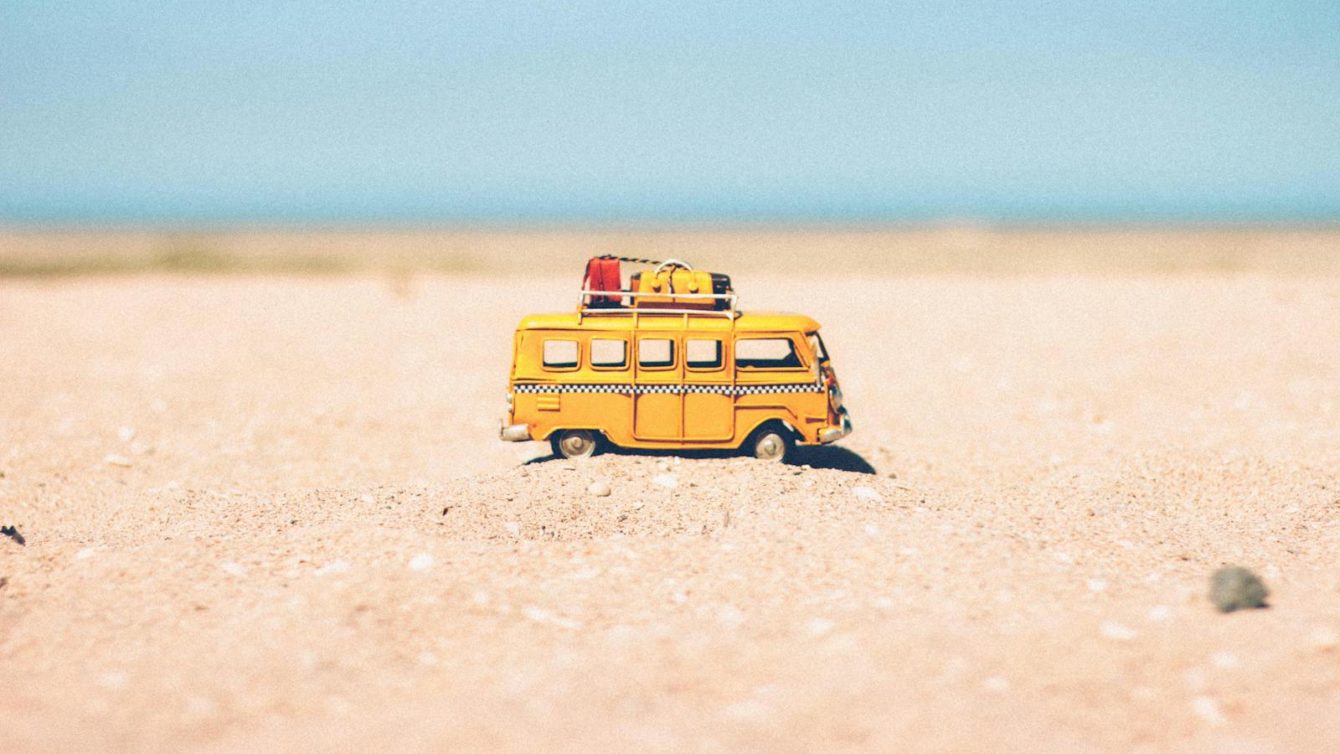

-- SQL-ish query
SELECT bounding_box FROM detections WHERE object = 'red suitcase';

[582,256,623,307]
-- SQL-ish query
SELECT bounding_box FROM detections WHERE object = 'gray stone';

[1209,566,1269,613]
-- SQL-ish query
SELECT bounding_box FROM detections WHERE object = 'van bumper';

[817,410,853,444]
[499,422,532,442]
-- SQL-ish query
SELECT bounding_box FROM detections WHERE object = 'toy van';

[500,257,852,461]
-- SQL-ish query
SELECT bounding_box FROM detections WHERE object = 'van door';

[632,335,682,441]
[683,336,734,440]
[733,333,812,435]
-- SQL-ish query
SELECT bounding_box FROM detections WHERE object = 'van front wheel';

[551,429,599,459]
[748,425,792,462]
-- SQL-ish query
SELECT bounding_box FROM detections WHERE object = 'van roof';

[517,311,821,333]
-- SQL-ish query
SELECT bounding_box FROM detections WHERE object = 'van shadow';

[787,445,878,474]
[523,444,877,475]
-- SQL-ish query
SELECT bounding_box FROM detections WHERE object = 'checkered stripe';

[636,384,682,394]
[514,383,629,394]
[733,382,824,395]
[514,381,823,396]
[682,384,728,394]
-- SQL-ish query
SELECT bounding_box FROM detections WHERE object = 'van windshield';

[807,332,828,363]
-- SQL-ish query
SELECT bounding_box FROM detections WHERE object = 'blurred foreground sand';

[1,230,1339,751]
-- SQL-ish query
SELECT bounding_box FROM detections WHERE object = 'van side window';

[686,338,723,370]
[591,338,627,368]
[542,339,579,369]
[736,338,802,369]
[638,339,675,369]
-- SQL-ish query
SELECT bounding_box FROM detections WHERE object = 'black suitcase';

[710,272,733,309]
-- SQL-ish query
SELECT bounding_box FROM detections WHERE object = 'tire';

[747,424,792,462]
[551,429,599,459]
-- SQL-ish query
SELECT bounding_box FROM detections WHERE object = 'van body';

[500,307,852,460]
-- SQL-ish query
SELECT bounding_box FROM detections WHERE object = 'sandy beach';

[2,229,1338,751]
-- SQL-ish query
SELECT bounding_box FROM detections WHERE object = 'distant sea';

[3,195,1338,227]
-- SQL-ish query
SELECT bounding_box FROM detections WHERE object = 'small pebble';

[103,454,132,468]
[220,561,247,577]
[569,566,599,581]
[1309,626,1338,651]
[184,695,216,717]
[1147,605,1173,622]
[588,481,612,497]
[1100,621,1138,641]
[117,426,136,442]
[98,671,129,690]
[522,606,582,630]
[851,486,883,503]
[1209,566,1269,613]
[717,604,746,628]
[805,617,835,637]
[651,474,677,489]
[1087,578,1108,593]
[1130,686,1158,702]
[75,547,95,560]
[1191,695,1226,726]
[723,698,773,722]
[504,521,521,536]
[408,553,434,572]
[982,676,1010,693]
[314,560,350,576]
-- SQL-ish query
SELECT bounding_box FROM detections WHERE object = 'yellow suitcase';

[629,263,732,309]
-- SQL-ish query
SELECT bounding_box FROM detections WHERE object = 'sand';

[2,234,1339,751]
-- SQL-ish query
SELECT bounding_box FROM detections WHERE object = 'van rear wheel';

[748,425,792,462]
[551,429,599,459]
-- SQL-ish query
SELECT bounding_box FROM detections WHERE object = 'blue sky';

[1,2,1337,223]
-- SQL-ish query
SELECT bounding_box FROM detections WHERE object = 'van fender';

[738,418,800,449]
[537,426,610,443]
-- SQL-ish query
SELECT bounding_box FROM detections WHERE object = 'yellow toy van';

[500,257,852,461]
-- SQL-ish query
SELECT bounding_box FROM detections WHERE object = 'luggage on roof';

[582,256,623,308]
[629,261,733,311]
[580,256,734,312]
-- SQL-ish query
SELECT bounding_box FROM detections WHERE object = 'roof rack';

[578,288,740,324]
